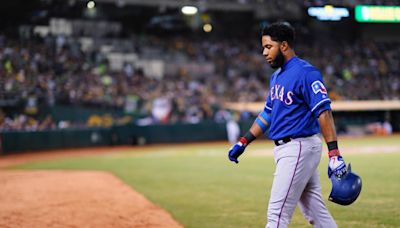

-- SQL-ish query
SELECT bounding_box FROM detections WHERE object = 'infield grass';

[10,135,400,228]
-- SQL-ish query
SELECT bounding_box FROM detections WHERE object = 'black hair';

[262,22,295,47]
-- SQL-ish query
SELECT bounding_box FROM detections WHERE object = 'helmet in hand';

[329,163,362,206]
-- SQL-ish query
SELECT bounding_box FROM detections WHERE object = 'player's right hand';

[228,140,247,164]
[328,155,346,178]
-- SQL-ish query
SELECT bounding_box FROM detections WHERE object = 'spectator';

[0,29,399,129]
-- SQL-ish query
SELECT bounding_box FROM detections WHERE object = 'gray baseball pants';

[266,135,337,228]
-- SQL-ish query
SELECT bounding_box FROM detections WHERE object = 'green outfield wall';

[0,120,254,154]
[0,128,112,154]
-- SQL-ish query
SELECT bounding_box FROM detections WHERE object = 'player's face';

[262,35,285,69]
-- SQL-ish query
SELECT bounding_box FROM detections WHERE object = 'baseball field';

[1,135,399,227]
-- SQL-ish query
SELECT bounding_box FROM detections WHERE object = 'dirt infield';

[0,170,182,228]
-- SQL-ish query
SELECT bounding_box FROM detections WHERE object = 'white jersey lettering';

[285,91,294,105]
[278,86,284,101]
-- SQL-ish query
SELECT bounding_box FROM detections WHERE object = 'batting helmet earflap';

[329,163,362,206]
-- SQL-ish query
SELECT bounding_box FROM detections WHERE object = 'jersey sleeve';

[301,70,331,117]
[264,95,272,114]
[264,74,275,114]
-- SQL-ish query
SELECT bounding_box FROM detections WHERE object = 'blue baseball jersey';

[264,56,331,140]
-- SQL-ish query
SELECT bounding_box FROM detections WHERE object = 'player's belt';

[274,137,291,146]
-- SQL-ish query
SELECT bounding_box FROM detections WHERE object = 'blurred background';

[0,0,399,153]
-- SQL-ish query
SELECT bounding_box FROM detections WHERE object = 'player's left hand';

[228,141,246,164]
[328,155,347,178]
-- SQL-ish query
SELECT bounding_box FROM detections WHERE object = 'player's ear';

[280,41,289,52]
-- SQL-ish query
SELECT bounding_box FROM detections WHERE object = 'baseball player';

[228,22,347,228]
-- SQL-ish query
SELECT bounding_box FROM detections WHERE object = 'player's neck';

[284,50,296,63]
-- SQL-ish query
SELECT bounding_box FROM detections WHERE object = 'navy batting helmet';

[329,163,362,206]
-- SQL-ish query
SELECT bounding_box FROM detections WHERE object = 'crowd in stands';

[0,30,399,131]
[297,40,400,100]
[0,110,57,131]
